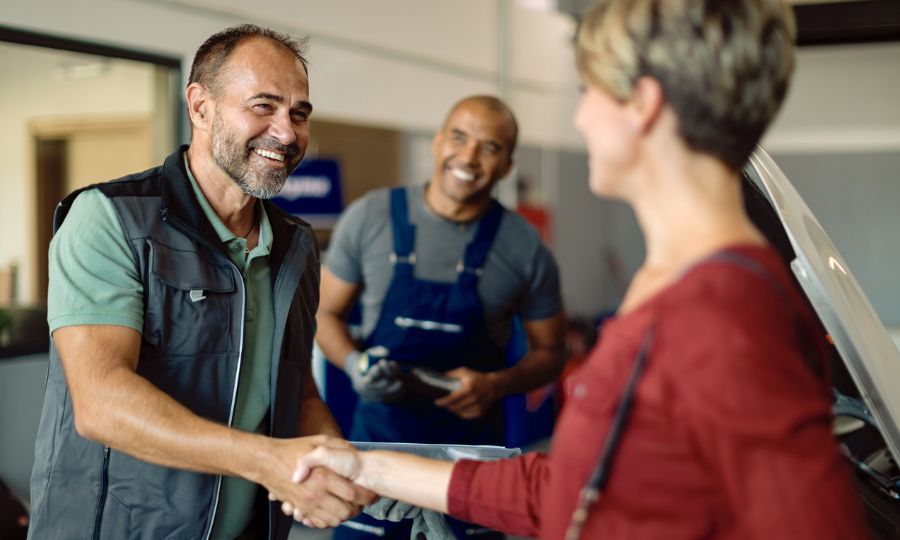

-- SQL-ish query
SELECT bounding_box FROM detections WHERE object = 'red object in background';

[554,318,600,414]
[517,204,552,246]
[526,317,596,413]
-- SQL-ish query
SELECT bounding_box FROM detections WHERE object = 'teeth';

[450,168,475,182]
[255,148,285,162]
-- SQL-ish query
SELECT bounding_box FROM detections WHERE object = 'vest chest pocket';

[143,240,236,357]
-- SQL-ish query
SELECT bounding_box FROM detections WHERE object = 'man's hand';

[344,349,404,403]
[263,435,376,528]
[434,367,503,419]
[269,437,372,528]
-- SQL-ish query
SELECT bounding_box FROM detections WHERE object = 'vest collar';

[160,145,314,276]
[159,145,231,255]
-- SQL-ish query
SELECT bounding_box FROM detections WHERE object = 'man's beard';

[211,113,302,199]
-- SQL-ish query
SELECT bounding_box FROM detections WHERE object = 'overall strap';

[389,188,416,276]
[458,201,504,278]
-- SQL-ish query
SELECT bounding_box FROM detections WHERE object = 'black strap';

[565,327,654,540]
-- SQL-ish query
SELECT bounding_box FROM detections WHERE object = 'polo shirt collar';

[182,152,273,255]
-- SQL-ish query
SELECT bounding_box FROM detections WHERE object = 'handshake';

[264,435,377,530]
[343,346,463,403]
[269,436,461,536]
[263,435,433,532]
[267,439,519,532]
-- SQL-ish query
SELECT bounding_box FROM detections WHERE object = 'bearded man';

[27,25,373,540]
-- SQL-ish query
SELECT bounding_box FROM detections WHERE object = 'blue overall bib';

[337,188,506,539]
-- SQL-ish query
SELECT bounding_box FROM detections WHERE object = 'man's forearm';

[73,361,272,482]
[316,311,358,370]
[298,331,344,437]
[67,340,363,519]
[493,346,565,397]
[491,314,566,397]
[298,396,343,438]
[58,325,295,489]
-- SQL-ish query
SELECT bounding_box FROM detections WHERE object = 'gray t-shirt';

[325,184,562,348]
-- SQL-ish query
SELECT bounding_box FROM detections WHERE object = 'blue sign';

[271,158,344,225]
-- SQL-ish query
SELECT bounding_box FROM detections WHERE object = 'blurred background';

[0,0,898,536]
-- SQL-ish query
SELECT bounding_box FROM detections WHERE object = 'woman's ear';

[186,82,212,131]
[627,77,665,134]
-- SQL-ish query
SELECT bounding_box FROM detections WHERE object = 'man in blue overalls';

[316,95,566,538]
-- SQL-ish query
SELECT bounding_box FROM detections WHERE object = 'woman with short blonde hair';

[285,1,868,538]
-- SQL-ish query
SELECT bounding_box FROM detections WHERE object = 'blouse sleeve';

[447,452,550,538]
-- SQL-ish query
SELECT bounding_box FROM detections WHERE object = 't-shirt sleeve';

[661,301,867,539]
[323,194,370,284]
[47,189,144,333]
[519,242,562,321]
[447,453,549,538]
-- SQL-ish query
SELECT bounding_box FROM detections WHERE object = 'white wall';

[0,0,583,147]
[765,42,900,153]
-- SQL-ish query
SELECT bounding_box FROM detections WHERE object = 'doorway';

[0,26,180,304]
[30,116,157,301]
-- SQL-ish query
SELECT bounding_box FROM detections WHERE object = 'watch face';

[744,147,900,460]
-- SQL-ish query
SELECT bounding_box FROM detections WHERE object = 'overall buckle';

[455,260,483,276]
[389,252,417,265]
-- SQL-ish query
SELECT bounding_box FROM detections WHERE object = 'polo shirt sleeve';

[47,189,144,334]
[323,194,370,284]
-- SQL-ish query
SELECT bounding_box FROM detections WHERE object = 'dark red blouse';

[448,246,867,539]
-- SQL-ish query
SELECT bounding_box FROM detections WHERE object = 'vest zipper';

[91,446,111,540]
[203,265,246,540]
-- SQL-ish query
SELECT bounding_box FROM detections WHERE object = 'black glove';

[343,347,404,403]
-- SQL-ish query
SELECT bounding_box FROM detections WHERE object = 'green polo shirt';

[48,155,276,540]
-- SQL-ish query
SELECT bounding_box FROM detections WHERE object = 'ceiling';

[555,0,866,19]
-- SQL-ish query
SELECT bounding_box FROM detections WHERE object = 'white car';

[745,148,900,537]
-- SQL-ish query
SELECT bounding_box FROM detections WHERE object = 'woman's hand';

[294,441,366,486]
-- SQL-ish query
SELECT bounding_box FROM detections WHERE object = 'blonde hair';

[576,0,796,170]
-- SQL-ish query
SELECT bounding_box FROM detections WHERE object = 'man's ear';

[431,131,443,158]
[186,82,213,131]
[497,156,515,181]
[627,76,665,135]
